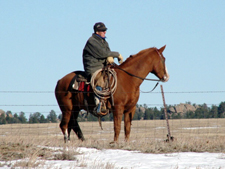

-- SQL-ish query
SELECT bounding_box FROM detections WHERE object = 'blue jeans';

[96,86,102,113]
[96,86,102,91]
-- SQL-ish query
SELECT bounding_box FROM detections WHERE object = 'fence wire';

[0,90,225,142]
[1,90,225,93]
[1,119,225,143]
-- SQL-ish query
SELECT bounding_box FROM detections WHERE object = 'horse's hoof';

[109,141,114,144]
[109,142,115,147]
[109,141,119,147]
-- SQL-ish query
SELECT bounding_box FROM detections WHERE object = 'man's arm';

[87,38,119,59]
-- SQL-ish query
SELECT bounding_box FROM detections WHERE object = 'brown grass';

[0,119,225,167]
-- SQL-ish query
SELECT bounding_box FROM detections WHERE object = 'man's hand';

[107,56,114,64]
[118,54,123,64]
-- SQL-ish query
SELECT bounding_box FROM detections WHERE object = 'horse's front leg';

[124,107,136,142]
[113,107,124,143]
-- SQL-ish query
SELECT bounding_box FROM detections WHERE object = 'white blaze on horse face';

[163,66,169,82]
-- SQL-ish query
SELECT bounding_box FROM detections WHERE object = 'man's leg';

[95,86,102,113]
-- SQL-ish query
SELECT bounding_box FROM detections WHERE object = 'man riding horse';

[55,22,169,143]
[82,22,123,114]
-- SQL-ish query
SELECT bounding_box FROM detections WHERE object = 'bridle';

[113,63,160,82]
[113,47,166,92]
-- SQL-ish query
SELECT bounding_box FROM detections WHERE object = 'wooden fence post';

[160,85,173,142]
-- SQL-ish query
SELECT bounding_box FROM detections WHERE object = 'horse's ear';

[159,45,166,53]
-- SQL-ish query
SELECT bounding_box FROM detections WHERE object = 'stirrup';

[97,100,107,113]
[92,106,108,117]
[101,102,107,113]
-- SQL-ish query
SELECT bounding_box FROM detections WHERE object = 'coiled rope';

[90,69,117,99]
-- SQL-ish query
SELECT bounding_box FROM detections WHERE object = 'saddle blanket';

[78,81,92,92]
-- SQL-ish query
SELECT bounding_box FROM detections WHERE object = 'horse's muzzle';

[161,74,169,82]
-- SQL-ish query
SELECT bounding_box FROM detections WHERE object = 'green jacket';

[82,33,119,77]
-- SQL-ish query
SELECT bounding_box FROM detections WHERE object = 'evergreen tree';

[160,108,165,120]
[29,112,42,123]
[184,111,195,119]
[133,112,138,120]
[218,102,225,118]
[6,111,13,123]
[153,107,161,119]
[13,113,20,123]
[195,104,209,118]
[209,105,218,118]
[133,108,144,120]
[144,108,154,120]
[58,114,62,120]
[18,112,27,123]
[40,115,48,123]
[0,113,7,124]
[47,110,57,123]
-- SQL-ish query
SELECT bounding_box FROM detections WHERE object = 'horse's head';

[152,45,169,82]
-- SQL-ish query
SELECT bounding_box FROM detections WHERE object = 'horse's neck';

[120,50,156,85]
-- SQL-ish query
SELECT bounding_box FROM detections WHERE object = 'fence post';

[160,85,173,142]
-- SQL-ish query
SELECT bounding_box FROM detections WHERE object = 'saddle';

[70,68,117,117]
[71,71,90,92]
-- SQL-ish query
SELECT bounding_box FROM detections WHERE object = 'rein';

[113,63,160,92]
[113,63,160,81]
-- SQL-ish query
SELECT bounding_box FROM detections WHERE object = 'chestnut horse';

[55,45,169,143]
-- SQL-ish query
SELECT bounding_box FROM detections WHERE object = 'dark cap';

[93,22,107,32]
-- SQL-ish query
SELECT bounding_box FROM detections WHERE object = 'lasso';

[91,68,117,99]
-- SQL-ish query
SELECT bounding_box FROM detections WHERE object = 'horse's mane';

[121,47,156,66]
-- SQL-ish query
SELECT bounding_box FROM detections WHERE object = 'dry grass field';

[1,119,225,168]
[0,118,225,151]
[0,119,225,169]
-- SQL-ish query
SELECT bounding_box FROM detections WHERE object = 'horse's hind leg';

[60,110,72,143]
[68,107,85,141]
[58,100,73,143]
[72,120,85,141]
[67,126,72,142]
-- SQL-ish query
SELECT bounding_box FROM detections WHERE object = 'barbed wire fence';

[0,90,225,142]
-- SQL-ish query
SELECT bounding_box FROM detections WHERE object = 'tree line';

[142,101,225,120]
[85,101,225,122]
[0,110,58,125]
[0,101,225,125]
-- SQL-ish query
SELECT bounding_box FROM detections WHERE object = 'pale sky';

[1,1,225,116]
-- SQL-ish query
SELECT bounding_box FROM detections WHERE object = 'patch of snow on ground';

[1,147,225,169]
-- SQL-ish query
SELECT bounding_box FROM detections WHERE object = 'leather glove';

[107,56,114,64]
[118,54,123,64]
